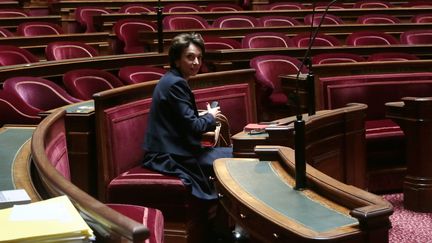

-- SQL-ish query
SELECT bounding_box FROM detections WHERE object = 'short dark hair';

[169,32,205,69]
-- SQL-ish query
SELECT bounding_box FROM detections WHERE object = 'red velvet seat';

[304,13,344,26]
[3,76,81,112]
[0,27,14,37]
[162,14,210,30]
[259,16,302,27]
[75,6,113,32]
[400,29,432,45]
[113,18,157,54]
[118,65,166,84]
[63,69,124,100]
[163,3,203,13]
[0,9,29,17]
[0,90,41,126]
[45,41,99,61]
[411,14,432,23]
[202,35,241,50]
[356,14,401,24]
[346,31,399,46]
[241,32,293,48]
[353,0,393,8]
[205,3,243,11]
[119,4,154,13]
[312,53,366,65]
[292,33,341,47]
[212,15,260,28]
[17,21,64,36]
[0,45,39,66]
[367,52,419,61]
[264,2,304,10]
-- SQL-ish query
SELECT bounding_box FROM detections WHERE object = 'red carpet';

[382,193,432,243]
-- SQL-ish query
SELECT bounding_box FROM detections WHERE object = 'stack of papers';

[0,195,94,242]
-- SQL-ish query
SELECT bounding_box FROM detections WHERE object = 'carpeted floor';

[382,193,432,243]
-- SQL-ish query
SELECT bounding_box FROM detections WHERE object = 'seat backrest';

[356,14,401,24]
[0,90,41,126]
[0,9,29,17]
[113,18,157,54]
[119,4,154,13]
[0,45,39,66]
[367,52,419,61]
[304,13,344,26]
[400,29,432,44]
[63,69,124,100]
[0,27,14,37]
[291,33,341,47]
[312,53,366,65]
[202,35,241,50]
[265,2,304,10]
[259,16,302,27]
[17,21,64,36]
[45,41,99,61]
[118,65,166,84]
[3,76,81,112]
[212,15,260,28]
[163,14,210,30]
[354,1,393,8]
[162,3,203,13]
[205,3,243,11]
[411,14,432,23]
[346,31,399,46]
[75,7,112,32]
[242,32,294,48]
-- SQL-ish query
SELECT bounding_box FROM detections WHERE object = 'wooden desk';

[386,97,432,212]
[214,146,392,242]
[0,16,61,30]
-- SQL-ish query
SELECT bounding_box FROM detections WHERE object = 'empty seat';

[304,13,344,26]
[113,18,157,54]
[353,0,393,8]
[312,53,366,65]
[17,21,64,36]
[119,4,154,13]
[367,52,419,61]
[75,7,113,32]
[45,41,99,61]
[346,31,399,46]
[212,15,260,28]
[63,69,124,100]
[205,3,243,11]
[411,14,432,23]
[241,32,293,48]
[357,14,401,24]
[259,16,302,27]
[264,2,304,10]
[0,27,13,37]
[162,3,203,13]
[3,76,81,112]
[0,9,29,17]
[291,33,341,47]
[118,65,166,84]
[400,29,432,44]
[202,35,241,50]
[0,45,39,66]
[0,90,41,126]
[163,14,210,30]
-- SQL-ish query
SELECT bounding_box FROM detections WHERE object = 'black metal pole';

[294,117,306,190]
[156,2,163,53]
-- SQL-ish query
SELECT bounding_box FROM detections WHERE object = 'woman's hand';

[206,102,221,118]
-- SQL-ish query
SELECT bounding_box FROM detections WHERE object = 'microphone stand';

[293,0,338,190]
[156,0,163,53]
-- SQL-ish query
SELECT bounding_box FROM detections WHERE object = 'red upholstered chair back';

[400,29,432,44]
[119,4,154,13]
[75,7,112,32]
[354,0,393,8]
[312,53,366,65]
[202,35,241,50]
[45,41,99,61]
[163,3,203,13]
[0,90,41,126]
[356,14,401,24]
[63,69,124,100]
[367,52,419,61]
[118,65,166,84]
[0,9,29,17]
[205,3,243,11]
[265,2,304,10]
[292,33,341,47]
[242,32,294,48]
[0,45,39,66]
[259,16,302,27]
[212,15,260,28]
[304,13,344,26]
[3,76,81,112]
[0,27,14,37]
[346,31,399,46]
[113,18,157,54]
[411,14,432,23]
[163,14,210,30]
[17,21,64,36]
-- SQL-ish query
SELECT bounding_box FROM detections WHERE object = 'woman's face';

[175,43,202,80]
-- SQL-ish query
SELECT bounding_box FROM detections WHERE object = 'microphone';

[293,0,339,191]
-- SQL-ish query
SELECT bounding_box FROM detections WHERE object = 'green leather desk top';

[0,127,35,190]
[64,100,94,113]
[226,159,358,232]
